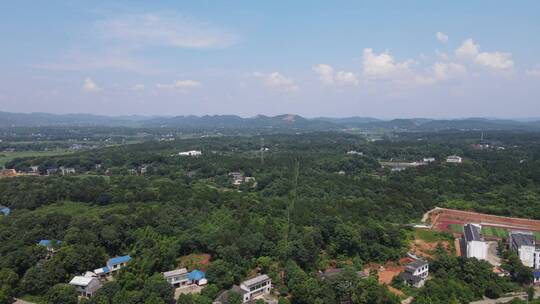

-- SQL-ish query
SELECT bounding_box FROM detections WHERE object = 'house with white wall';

[399,259,429,288]
[462,224,488,260]
[94,255,131,278]
[509,231,536,268]
[446,155,463,163]
[69,275,102,297]
[214,274,271,303]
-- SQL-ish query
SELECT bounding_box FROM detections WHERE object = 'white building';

[94,255,131,279]
[400,259,429,288]
[462,223,488,260]
[446,155,463,163]
[163,268,190,288]
[214,274,272,304]
[509,231,537,268]
[423,157,436,163]
[178,150,202,157]
[238,274,272,302]
[69,275,102,297]
[59,166,76,175]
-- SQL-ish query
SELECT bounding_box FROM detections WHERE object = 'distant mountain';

[145,114,338,130]
[0,111,539,132]
[0,111,147,127]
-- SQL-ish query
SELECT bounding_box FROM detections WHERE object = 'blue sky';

[1,1,539,118]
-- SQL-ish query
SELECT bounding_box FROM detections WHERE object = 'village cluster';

[35,239,274,303]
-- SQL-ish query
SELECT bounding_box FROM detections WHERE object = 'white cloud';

[455,39,514,71]
[475,52,514,70]
[526,65,540,77]
[96,13,237,49]
[432,62,467,80]
[253,72,299,91]
[335,71,359,85]
[156,80,201,90]
[312,64,334,85]
[312,64,358,86]
[132,84,145,91]
[82,78,101,92]
[455,39,480,59]
[435,50,450,61]
[436,32,449,43]
[362,48,412,80]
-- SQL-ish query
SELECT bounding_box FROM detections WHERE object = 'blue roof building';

[188,270,206,281]
[0,206,10,216]
[107,255,131,266]
[38,240,52,247]
[37,239,61,248]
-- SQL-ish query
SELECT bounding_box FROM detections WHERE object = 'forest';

[2,130,540,304]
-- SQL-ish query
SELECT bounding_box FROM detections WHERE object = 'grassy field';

[448,224,464,233]
[415,229,453,243]
[0,150,71,167]
[481,226,509,238]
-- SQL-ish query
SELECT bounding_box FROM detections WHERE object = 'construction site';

[424,207,540,238]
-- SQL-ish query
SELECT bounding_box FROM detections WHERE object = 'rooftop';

[510,231,535,247]
[242,274,270,287]
[163,268,188,277]
[187,269,205,281]
[69,276,95,287]
[405,259,428,272]
[463,224,483,242]
[107,255,131,266]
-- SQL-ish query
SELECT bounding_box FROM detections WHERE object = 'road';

[469,288,540,304]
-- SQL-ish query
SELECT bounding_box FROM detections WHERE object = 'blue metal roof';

[102,266,110,273]
[188,270,205,280]
[38,240,51,247]
[0,207,10,216]
[534,270,540,277]
[107,255,131,266]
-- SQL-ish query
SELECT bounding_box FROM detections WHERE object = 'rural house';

[214,274,272,304]
[60,166,76,175]
[178,150,202,157]
[399,259,429,288]
[446,155,462,163]
[94,255,131,278]
[509,231,539,268]
[69,275,102,297]
[163,268,190,288]
[462,224,488,260]
[188,269,207,286]
[38,239,61,257]
[0,205,10,216]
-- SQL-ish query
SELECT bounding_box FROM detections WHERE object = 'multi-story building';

[399,259,429,288]
[163,268,190,288]
[214,274,271,304]
[462,223,488,260]
[94,255,131,278]
[509,231,536,268]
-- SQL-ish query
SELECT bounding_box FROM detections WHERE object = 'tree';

[528,285,535,301]
[44,283,78,304]
[228,291,242,304]
[21,265,54,295]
